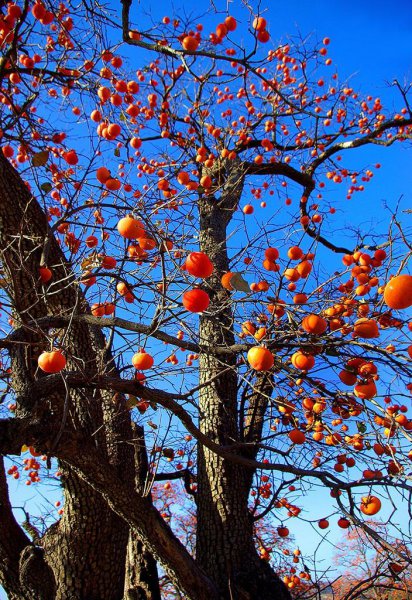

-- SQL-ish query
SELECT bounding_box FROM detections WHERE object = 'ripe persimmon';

[293,293,307,304]
[138,236,156,251]
[247,346,274,371]
[288,429,306,444]
[117,281,132,297]
[242,321,256,336]
[291,351,315,371]
[318,519,329,529]
[296,260,312,278]
[63,150,78,165]
[224,16,237,31]
[383,274,412,309]
[104,303,115,315]
[215,23,228,39]
[339,370,358,386]
[354,380,377,399]
[253,16,267,31]
[264,247,279,261]
[185,252,214,278]
[99,255,117,269]
[132,349,154,370]
[288,246,304,261]
[200,175,212,189]
[353,318,379,339]
[284,268,300,282]
[105,177,121,191]
[91,303,105,317]
[337,517,350,529]
[182,289,210,313]
[301,314,328,335]
[221,272,234,290]
[85,235,98,248]
[39,267,52,282]
[257,30,270,43]
[117,216,145,239]
[177,171,190,185]
[96,166,111,184]
[182,35,199,52]
[130,137,142,149]
[38,350,66,373]
[360,495,381,516]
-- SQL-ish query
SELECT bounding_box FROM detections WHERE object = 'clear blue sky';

[129,0,412,232]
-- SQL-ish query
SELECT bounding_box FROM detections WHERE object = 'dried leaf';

[31,150,49,167]
[40,182,52,193]
[81,255,97,270]
[126,395,138,409]
[229,272,250,293]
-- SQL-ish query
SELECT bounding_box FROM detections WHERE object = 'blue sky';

[128,0,412,233]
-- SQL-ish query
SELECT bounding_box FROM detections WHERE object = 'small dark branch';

[245,161,315,189]
[243,376,272,443]
[393,79,412,116]
[299,184,354,254]
[21,510,41,544]
[154,468,196,497]
[307,116,412,175]
[154,468,192,482]
[8,315,200,354]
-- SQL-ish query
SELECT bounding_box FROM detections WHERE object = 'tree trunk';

[0,153,159,599]
[196,165,291,599]
[124,425,161,600]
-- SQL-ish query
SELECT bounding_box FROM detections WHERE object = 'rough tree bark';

[0,152,160,599]
[196,161,291,599]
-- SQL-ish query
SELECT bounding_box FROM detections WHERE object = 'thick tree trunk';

[0,153,159,599]
[124,425,161,600]
[196,166,291,599]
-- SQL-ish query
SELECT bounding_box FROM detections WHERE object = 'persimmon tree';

[0,1,412,599]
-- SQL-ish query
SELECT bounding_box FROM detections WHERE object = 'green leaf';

[31,150,49,167]
[114,148,120,157]
[357,422,367,434]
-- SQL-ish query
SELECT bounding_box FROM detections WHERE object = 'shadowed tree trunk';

[0,152,161,599]
[124,425,161,600]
